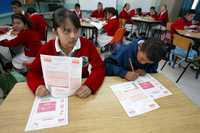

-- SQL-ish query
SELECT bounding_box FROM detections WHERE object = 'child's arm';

[83,43,105,94]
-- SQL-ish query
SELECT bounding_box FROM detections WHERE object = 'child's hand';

[124,71,139,81]
[135,69,146,76]
[75,85,92,98]
[35,85,49,97]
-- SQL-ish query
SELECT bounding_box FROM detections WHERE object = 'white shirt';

[55,37,81,56]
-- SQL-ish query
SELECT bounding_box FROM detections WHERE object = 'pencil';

[129,58,134,71]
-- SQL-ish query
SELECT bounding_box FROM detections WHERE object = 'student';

[119,3,131,21]
[171,9,196,33]
[97,7,119,47]
[11,0,24,15]
[104,39,166,81]
[145,6,157,19]
[136,8,144,16]
[129,8,136,17]
[26,7,48,41]
[73,3,82,19]
[90,2,104,19]
[0,14,42,71]
[155,5,169,25]
[26,8,105,98]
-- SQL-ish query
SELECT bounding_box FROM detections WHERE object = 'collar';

[30,12,39,17]
[55,37,81,56]
[109,16,116,20]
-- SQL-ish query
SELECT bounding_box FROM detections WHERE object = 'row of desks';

[0,73,200,133]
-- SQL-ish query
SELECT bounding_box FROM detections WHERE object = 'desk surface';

[131,16,161,23]
[0,74,200,133]
[176,30,200,40]
[81,21,96,28]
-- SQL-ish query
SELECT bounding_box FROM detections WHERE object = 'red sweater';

[0,29,42,57]
[171,17,192,33]
[91,10,104,19]
[129,9,136,17]
[155,11,168,25]
[119,9,131,21]
[29,13,47,41]
[103,17,119,36]
[26,37,105,94]
[145,12,158,19]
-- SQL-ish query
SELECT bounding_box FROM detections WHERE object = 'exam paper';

[25,96,68,131]
[111,82,160,117]
[40,55,82,98]
[90,21,106,30]
[134,74,172,99]
[0,30,16,41]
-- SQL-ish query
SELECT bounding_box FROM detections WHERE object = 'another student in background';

[73,3,82,19]
[119,3,131,21]
[145,6,157,19]
[90,2,104,20]
[97,7,119,48]
[27,8,105,98]
[11,0,24,15]
[136,8,144,16]
[155,5,169,26]
[171,9,196,33]
[104,39,166,81]
[129,8,136,17]
[26,7,48,41]
[0,14,42,72]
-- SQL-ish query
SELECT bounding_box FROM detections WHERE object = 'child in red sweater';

[171,9,196,33]
[90,2,104,20]
[0,14,42,71]
[97,7,119,47]
[119,3,131,21]
[26,7,48,41]
[27,8,105,98]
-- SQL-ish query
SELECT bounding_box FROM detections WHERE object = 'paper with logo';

[0,30,16,41]
[25,96,68,131]
[40,55,82,97]
[111,82,160,117]
[134,74,172,99]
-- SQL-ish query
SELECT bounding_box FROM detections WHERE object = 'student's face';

[161,6,166,12]
[150,9,155,15]
[12,18,25,32]
[137,46,153,64]
[75,7,80,12]
[125,4,130,11]
[57,19,80,50]
[186,14,195,21]
[98,4,103,10]
[11,5,22,14]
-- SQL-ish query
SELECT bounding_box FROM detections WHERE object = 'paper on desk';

[133,74,172,99]
[0,30,16,41]
[111,82,160,117]
[40,55,82,98]
[25,96,68,132]
[90,21,106,30]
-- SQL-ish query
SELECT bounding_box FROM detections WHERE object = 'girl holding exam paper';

[27,8,105,98]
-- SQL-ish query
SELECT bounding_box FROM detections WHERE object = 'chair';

[100,28,126,53]
[176,56,200,82]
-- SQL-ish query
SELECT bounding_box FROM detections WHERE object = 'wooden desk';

[0,74,200,133]
[131,16,161,38]
[176,30,200,40]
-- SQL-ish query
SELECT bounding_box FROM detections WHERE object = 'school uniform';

[104,39,158,77]
[97,16,119,47]
[0,29,42,69]
[73,10,82,19]
[27,37,105,94]
[152,11,169,31]
[171,17,192,33]
[91,9,104,19]
[129,9,136,17]
[28,13,48,41]
[145,12,158,19]
[119,9,131,21]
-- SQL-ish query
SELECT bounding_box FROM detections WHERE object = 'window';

[191,0,199,9]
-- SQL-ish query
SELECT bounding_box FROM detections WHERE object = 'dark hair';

[26,7,36,14]
[140,39,167,62]
[75,3,80,8]
[11,0,22,7]
[104,7,118,17]
[98,2,103,5]
[150,6,155,10]
[136,8,142,16]
[53,7,80,30]
[123,3,129,9]
[186,9,196,15]
[11,14,32,28]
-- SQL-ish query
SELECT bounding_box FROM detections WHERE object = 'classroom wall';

[160,0,183,21]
